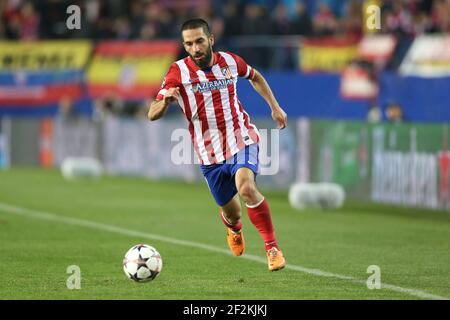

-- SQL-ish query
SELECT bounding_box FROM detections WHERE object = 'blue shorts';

[200,144,259,207]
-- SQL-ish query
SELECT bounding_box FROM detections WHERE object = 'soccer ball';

[123,244,163,282]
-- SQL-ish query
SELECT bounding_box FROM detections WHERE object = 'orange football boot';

[266,247,286,271]
[226,228,245,256]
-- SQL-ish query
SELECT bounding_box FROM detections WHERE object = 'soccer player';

[148,18,287,271]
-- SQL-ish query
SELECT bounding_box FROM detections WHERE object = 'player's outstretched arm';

[249,69,287,129]
[147,87,180,121]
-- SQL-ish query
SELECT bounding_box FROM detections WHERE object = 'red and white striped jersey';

[155,51,260,165]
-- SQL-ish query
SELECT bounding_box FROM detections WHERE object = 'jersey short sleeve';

[228,52,255,80]
[156,63,181,100]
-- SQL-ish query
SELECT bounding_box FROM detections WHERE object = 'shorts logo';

[221,67,232,80]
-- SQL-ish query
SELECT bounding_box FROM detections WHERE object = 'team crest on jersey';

[221,67,232,80]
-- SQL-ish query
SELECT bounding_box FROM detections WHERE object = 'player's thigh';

[221,193,241,217]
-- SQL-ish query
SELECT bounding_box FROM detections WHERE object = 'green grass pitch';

[0,168,449,300]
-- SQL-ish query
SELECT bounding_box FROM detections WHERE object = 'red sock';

[246,198,278,250]
[220,210,242,233]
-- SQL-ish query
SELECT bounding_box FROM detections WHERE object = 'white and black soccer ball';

[123,244,162,282]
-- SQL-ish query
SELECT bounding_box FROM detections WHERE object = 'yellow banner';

[0,41,92,70]
[87,55,174,84]
[300,42,358,73]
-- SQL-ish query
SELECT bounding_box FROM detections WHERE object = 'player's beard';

[191,44,213,69]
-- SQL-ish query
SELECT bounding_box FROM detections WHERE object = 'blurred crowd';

[1,0,449,41]
[1,0,447,120]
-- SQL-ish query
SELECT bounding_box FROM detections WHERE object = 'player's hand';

[272,106,287,129]
[163,87,180,105]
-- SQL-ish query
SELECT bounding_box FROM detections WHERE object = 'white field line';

[0,201,447,300]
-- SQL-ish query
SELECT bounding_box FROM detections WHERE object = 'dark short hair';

[181,18,211,37]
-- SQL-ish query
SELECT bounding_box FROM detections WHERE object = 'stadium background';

[0,0,449,300]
